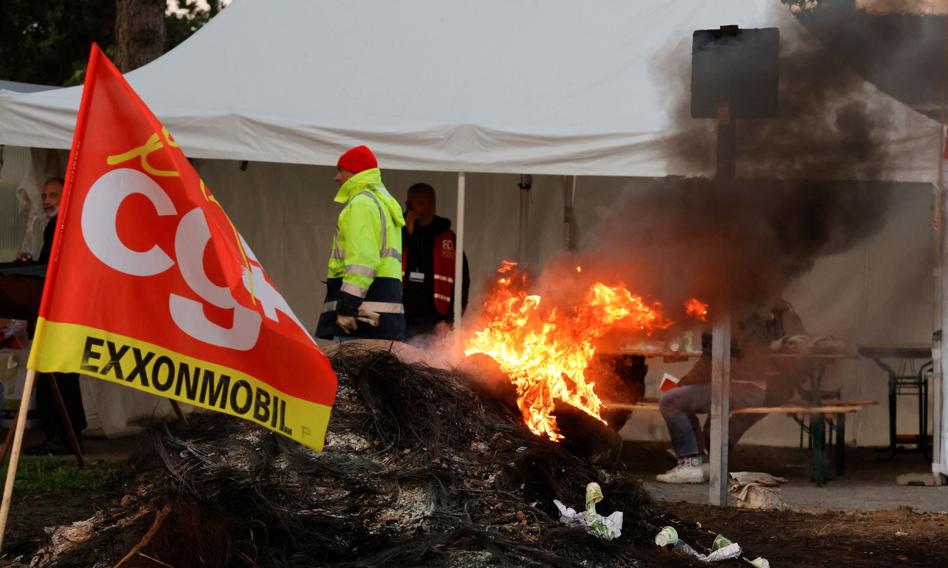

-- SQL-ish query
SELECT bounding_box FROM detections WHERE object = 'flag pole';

[0,368,38,550]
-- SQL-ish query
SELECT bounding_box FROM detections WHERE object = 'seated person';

[656,302,807,484]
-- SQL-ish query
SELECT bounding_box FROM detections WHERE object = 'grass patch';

[0,457,128,497]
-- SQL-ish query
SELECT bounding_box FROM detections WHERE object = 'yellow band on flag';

[29,318,332,451]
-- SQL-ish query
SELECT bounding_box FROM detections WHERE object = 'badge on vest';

[440,239,456,259]
[409,271,425,283]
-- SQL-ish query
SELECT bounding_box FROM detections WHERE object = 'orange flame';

[464,262,668,441]
[685,298,709,321]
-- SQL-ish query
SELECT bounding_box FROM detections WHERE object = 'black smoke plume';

[538,2,911,321]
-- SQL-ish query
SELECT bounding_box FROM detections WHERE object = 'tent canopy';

[0,0,938,180]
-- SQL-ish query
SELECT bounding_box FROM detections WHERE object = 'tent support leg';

[518,175,531,264]
[564,176,576,251]
[934,15,948,483]
[936,131,947,483]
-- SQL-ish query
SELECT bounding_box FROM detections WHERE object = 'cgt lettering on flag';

[28,44,336,451]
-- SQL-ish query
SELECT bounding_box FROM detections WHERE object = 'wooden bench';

[605,399,877,486]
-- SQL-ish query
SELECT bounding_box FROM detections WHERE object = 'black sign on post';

[691,26,779,119]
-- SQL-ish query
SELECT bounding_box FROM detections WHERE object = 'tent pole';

[454,172,466,329]
[564,176,577,250]
[936,131,946,482]
[934,16,948,484]
[518,175,531,263]
[923,22,948,485]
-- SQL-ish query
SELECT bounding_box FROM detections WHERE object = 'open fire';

[685,298,709,321]
[465,261,706,442]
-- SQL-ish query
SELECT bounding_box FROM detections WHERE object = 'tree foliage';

[166,0,223,52]
[0,0,116,86]
[0,0,223,87]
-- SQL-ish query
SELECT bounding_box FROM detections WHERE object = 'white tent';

[0,0,944,486]
[0,0,937,180]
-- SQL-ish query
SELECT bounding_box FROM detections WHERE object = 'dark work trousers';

[35,372,87,441]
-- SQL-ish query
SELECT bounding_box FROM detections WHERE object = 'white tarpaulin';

[0,0,939,181]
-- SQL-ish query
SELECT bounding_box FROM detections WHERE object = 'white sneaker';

[656,456,706,484]
[666,449,711,480]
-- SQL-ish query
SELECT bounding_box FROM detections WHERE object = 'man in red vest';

[401,183,469,338]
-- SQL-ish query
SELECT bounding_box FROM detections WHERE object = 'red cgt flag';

[28,45,338,451]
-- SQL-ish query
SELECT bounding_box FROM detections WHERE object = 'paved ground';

[622,441,948,513]
[643,478,948,513]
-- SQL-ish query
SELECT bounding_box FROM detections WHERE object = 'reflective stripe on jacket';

[315,168,406,340]
[431,230,457,316]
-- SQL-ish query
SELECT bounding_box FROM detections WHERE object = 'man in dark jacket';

[401,183,470,338]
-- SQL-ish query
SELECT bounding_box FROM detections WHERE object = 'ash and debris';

[19,345,717,567]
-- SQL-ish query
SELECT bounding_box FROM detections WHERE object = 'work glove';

[336,314,358,334]
[357,308,381,327]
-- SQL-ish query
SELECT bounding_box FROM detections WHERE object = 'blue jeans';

[659,383,766,458]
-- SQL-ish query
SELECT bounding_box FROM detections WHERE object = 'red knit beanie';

[337,145,378,174]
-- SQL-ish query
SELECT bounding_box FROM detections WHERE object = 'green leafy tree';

[0,0,116,86]
[0,0,223,87]
[166,0,223,51]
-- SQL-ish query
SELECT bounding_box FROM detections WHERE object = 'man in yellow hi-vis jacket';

[316,145,407,340]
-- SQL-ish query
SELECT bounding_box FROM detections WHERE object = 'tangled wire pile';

[27,346,685,567]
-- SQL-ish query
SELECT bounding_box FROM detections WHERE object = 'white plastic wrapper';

[553,482,623,540]
[654,527,747,563]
